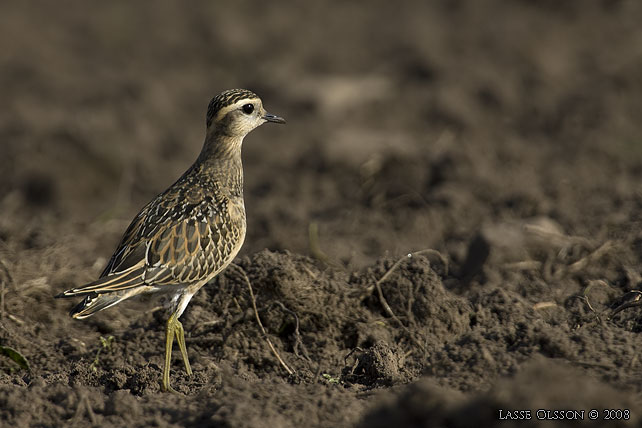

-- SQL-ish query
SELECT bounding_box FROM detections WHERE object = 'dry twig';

[0,257,13,322]
[230,264,294,376]
[71,390,97,426]
[573,294,601,324]
[308,222,341,268]
[267,301,310,361]
[367,249,448,296]
[567,240,614,273]
[368,249,447,353]
[533,301,558,311]
[609,290,642,319]
[343,347,363,376]
[503,260,542,271]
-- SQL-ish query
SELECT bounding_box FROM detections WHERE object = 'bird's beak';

[262,112,286,124]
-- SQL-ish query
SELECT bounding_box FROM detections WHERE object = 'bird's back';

[59,160,247,317]
[104,162,246,280]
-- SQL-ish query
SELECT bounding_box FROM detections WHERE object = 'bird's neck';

[197,132,244,196]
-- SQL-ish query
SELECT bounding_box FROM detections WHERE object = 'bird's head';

[205,89,285,137]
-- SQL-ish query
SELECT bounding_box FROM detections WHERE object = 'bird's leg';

[174,318,193,375]
[163,313,179,393]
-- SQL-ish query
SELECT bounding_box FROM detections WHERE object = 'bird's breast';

[227,196,246,225]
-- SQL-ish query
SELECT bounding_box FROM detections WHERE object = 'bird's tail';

[67,292,128,319]
[55,267,148,319]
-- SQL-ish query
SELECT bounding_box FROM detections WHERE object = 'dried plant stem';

[367,249,447,294]
[308,222,341,268]
[231,264,294,376]
[567,240,614,273]
[0,257,14,323]
[609,290,642,319]
[268,301,310,361]
[370,249,446,353]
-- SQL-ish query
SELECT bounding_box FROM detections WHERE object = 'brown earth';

[1,1,642,427]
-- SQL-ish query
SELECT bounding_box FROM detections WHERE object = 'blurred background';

[2,1,642,425]
[1,0,641,308]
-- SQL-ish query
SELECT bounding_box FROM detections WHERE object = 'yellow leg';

[163,313,179,393]
[162,313,193,393]
[174,319,193,376]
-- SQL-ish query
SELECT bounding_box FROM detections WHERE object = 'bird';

[56,88,285,392]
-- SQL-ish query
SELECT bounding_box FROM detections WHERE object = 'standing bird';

[56,89,285,392]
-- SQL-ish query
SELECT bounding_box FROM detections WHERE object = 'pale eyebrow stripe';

[214,98,261,122]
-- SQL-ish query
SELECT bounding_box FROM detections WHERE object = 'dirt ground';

[1,1,642,427]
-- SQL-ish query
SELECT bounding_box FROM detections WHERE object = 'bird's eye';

[242,104,254,114]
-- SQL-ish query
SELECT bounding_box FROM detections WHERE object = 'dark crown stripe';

[206,89,258,128]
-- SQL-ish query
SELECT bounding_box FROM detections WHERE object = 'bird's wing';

[99,200,154,278]
[61,182,244,297]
